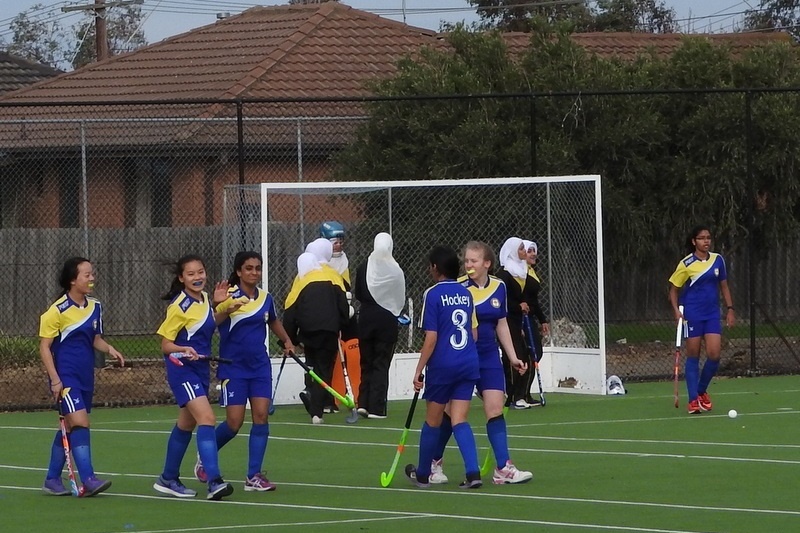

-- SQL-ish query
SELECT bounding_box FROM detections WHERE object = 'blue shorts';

[685,318,722,339]
[165,360,210,408]
[60,387,92,414]
[219,376,272,407]
[424,378,477,404]
[477,366,506,394]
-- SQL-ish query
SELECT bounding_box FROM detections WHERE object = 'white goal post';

[222,176,607,396]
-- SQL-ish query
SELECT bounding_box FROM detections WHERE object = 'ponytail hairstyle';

[428,245,460,280]
[228,251,263,286]
[685,225,711,255]
[162,254,205,301]
[464,240,496,274]
[58,256,90,296]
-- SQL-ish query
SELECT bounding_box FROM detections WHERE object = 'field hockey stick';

[268,355,288,416]
[288,352,355,409]
[380,374,423,487]
[337,341,359,424]
[523,314,546,406]
[480,405,509,476]
[168,353,233,366]
[674,305,684,409]
[57,399,82,497]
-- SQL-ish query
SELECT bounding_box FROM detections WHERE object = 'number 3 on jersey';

[450,309,468,350]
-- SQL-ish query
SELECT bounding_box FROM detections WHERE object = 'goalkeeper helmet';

[320,221,345,240]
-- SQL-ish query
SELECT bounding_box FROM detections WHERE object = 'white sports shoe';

[512,399,531,410]
[312,416,324,425]
[429,458,449,484]
[492,461,533,484]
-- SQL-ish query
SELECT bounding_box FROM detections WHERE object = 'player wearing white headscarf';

[282,252,348,424]
[496,237,534,409]
[520,240,549,406]
[353,233,406,419]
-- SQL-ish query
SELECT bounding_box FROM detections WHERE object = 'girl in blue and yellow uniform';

[669,226,735,414]
[405,246,482,489]
[194,251,294,492]
[429,241,532,485]
[153,255,234,500]
[40,257,125,497]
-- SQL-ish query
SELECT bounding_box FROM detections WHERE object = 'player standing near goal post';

[321,221,361,414]
[153,255,234,500]
[40,257,125,497]
[668,226,735,415]
[428,241,532,485]
[354,232,406,419]
[405,246,482,489]
[193,251,295,492]
[496,237,535,409]
[283,252,350,424]
[521,239,550,406]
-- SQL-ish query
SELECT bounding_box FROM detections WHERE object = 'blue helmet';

[320,221,345,240]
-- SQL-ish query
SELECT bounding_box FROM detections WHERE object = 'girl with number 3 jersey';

[405,246,482,489]
[668,226,735,415]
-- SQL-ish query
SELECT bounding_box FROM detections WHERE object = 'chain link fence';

[1,91,799,409]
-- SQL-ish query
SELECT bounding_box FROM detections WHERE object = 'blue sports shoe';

[207,478,234,501]
[42,477,70,496]
[82,475,112,497]
[153,476,197,498]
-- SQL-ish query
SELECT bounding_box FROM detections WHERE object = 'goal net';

[222,176,607,395]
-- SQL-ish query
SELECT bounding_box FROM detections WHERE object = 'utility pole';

[62,0,143,63]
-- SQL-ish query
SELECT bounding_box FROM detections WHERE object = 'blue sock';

[416,423,440,479]
[162,425,192,480]
[685,357,700,401]
[215,421,239,451]
[46,430,66,479]
[698,359,720,394]
[197,425,221,482]
[432,413,452,462]
[452,422,479,476]
[69,427,94,482]
[486,415,510,469]
[247,423,269,478]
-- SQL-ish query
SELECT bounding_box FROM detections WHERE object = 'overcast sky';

[0,1,754,51]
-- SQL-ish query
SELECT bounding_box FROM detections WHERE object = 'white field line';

[0,483,749,533]
[3,464,800,518]
[3,424,800,464]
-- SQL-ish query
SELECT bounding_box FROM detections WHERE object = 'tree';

[3,4,68,69]
[1,3,147,71]
[71,5,148,69]
[468,0,677,33]
[335,25,800,270]
[744,0,800,41]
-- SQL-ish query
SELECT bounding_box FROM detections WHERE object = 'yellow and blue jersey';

[156,290,215,369]
[460,275,507,368]
[419,280,479,385]
[39,295,103,390]
[216,285,276,379]
[669,253,728,321]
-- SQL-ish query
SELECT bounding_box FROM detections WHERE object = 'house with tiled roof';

[0,51,60,96]
[0,1,788,231]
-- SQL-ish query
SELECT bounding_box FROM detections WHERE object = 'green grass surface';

[2,376,800,532]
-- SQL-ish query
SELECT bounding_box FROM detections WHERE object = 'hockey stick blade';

[289,352,355,409]
[380,376,422,487]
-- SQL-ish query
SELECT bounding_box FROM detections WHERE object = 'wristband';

[727,306,734,310]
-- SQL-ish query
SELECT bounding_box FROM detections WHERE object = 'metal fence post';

[745,90,758,374]
[80,120,89,257]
